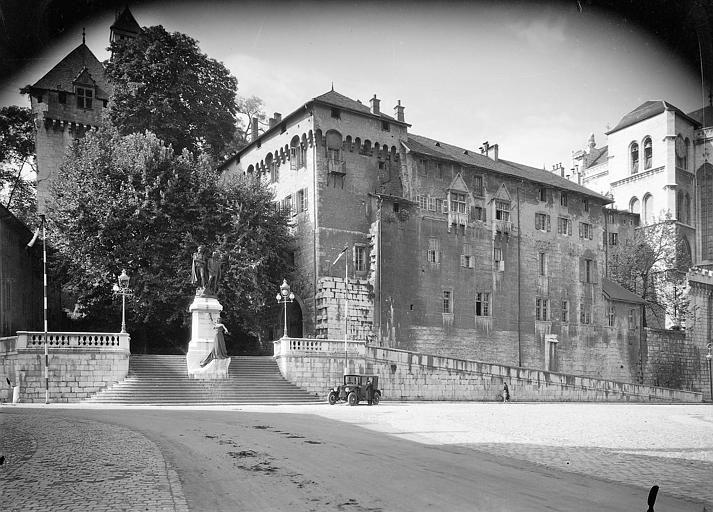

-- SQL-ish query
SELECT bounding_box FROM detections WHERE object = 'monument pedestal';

[186,296,230,379]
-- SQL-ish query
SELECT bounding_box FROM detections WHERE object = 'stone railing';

[273,336,366,357]
[6,331,130,352]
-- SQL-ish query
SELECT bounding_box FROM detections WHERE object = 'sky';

[0,0,709,171]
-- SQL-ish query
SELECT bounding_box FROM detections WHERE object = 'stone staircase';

[85,354,321,405]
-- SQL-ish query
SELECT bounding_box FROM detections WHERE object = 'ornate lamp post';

[112,269,132,333]
[276,279,294,338]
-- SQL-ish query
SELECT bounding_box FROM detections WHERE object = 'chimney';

[487,143,499,161]
[251,117,259,142]
[273,112,282,123]
[394,100,405,122]
[268,117,276,129]
[370,94,380,115]
[479,141,490,155]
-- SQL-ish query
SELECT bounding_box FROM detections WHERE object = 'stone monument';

[186,247,230,379]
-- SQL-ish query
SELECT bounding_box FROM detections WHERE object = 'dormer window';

[76,87,93,109]
[450,192,467,213]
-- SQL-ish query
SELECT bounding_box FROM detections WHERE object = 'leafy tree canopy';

[0,105,37,224]
[47,127,293,352]
[105,26,238,159]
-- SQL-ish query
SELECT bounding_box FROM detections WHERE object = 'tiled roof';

[313,90,400,123]
[404,133,612,202]
[602,277,645,304]
[607,100,699,134]
[687,104,713,128]
[30,43,112,100]
[586,146,608,168]
[111,7,141,34]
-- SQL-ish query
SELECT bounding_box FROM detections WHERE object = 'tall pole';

[121,293,126,333]
[41,214,49,404]
[344,246,349,374]
[283,298,288,338]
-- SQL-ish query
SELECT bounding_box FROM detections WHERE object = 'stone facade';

[224,89,647,385]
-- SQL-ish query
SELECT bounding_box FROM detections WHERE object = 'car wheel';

[347,392,358,406]
[373,391,381,405]
[328,392,338,405]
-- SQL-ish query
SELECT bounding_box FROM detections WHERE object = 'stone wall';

[642,328,703,392]
[273,338,701,403]
[0,332,130,403]
[315,277,373,341]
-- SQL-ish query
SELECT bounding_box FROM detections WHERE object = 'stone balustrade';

[0,331,130,403]
[273,336,366,356]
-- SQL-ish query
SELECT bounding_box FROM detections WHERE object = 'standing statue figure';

[207,250,224,296]
[200,313,230,367]
[191,245,208,292]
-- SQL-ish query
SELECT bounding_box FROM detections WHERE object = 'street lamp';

[276,279,294,338]
[112,269,132,333]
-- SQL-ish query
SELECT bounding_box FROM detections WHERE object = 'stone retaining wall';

[0,332,130,403]
[273,338,702,402]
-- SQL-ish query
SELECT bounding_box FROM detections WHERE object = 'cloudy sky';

[0,0,708,170]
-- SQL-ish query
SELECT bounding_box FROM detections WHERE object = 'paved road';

[1,402,711,511]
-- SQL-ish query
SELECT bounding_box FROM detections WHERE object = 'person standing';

[366,378,374,406]
[200,313,230,367]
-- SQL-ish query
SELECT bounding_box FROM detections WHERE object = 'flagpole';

[344,246,348,375]
[41,214,49,404]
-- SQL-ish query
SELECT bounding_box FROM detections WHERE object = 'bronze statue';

[207,250,224,295]
[191,245,208,292]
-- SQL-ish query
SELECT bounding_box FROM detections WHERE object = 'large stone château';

[219,89,649,383]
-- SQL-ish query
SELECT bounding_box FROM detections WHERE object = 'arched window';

[630,196,640,214]
[290,135,305,170]
[642,193,654,225]
[676,135,689,170]
[265,153,278,183]
[684,193,691,225]
[326,130,342,162]
[699,163,713,260]
[677,236,692,271]
[630,142,639,174]
[643,137,652,169]
[247,164,254,175]
[676,191,684,221]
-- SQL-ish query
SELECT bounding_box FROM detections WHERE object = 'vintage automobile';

[328,374,381,406]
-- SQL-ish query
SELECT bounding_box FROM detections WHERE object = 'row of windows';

[277,188,309,216]
[440,293,636,327]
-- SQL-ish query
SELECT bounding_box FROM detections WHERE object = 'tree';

[0,105,37,224]
[105,26,238,159]
[607,213,689,327]
[47,127,292,353]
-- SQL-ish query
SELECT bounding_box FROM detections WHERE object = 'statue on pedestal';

[191,246,225,297]
[191,246,208,292]
[200,313,230,367]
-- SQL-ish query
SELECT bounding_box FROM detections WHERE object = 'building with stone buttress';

[220,89,652,384]
[20,7,141,212]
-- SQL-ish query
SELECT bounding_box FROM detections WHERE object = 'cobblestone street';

[1,402,711,511]
[0,412,188,512]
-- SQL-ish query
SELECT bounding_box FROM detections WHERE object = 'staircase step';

[84,354,321,405]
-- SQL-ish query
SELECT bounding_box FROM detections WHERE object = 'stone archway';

[275,296,304,339]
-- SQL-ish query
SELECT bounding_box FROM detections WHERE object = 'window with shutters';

[535,213,550,232]
[428,196,437,212]
[473,175,484,197]
[607,305,615,327]
[295,188,308,212]
[608,232,618,246]
[475,292,491,316]
[557,217,572,236]
[538,187,547,202]
[461,243,474,268]
[470,206,485,222]
[580,303,592,324]
[427,238,440,263]
[583,199,590,213]
[561,192,568,207]
[582,258,595,283]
